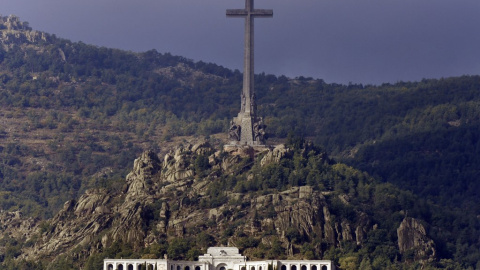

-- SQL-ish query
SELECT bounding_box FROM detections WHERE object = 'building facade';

[104,247,334,270]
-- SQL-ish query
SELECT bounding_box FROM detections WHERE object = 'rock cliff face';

[0,142,438,267]
[260,144,292,166]
[20,189,114,261]
[397,217,436,262]
[125,150,162,200]
[1,15,49,48]
[0,210,37,256]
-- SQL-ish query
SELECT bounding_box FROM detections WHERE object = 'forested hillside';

[0,15,479,269]
[1,15,479,218]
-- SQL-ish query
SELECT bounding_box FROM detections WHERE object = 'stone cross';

[226,0,272,146]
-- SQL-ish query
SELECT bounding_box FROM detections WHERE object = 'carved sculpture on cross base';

[253,118,266,142]
[228,121,241,141]
[226,0,272,147]
[228,115,266,146]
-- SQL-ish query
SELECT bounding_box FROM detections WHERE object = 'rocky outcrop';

[2,15,27,31]
[20,189,113,260]
[397,217,436,262]
[0,210,37,242]
[156,202,169,233]
[1,15,49,47]
[162,141,215,182]
[3,143,383,266]
[125,150,161,201]
[108,201,148,247]
[19,145,217,259]
[258,186,325,240]
[17,149,163,260]
[323,206,336,244]
[163,145,195,182]
[24,30,47,43]
[109,150,163,247]
[261,144,292,166]
[191,141,213,156]
[355,212,370,245]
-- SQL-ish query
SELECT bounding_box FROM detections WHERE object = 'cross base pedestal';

[227,113,266,147]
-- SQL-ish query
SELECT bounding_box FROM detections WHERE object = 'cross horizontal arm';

[226,9,273,17]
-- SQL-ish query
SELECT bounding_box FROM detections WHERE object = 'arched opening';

[171,266,174,270]
[148,264,154,270]
[118,265,124,270]
[186,266,191,270]
[321,266,328,270]
[301,266,307,270]
[177,266,181,270]
[242,267,246,270]
[128,264,134,270]
[259,266,262,270]
[281,266,287,270]
[138,265,143,270]
[251,266,255,270]
[291,266,297,270]
[220,267,226,270]
[108,264,114,270]
[195,266,201,270]
[311,266,317,270]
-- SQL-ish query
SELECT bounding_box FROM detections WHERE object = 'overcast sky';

[3,0,480,85]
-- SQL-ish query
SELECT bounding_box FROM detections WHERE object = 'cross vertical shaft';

[227,0,272,146]
[244,0,253,115]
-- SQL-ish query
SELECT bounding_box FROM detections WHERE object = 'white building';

[104,247,334,270]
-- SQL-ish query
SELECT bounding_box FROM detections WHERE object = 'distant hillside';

[0,16,480,269]
[1,15,480,220]
[0,14,241,218]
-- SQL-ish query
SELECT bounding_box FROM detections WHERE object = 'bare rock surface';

[397,217,436,262]
[163,145,194,182]
[261,144,292,166]
[0,210,37,243]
